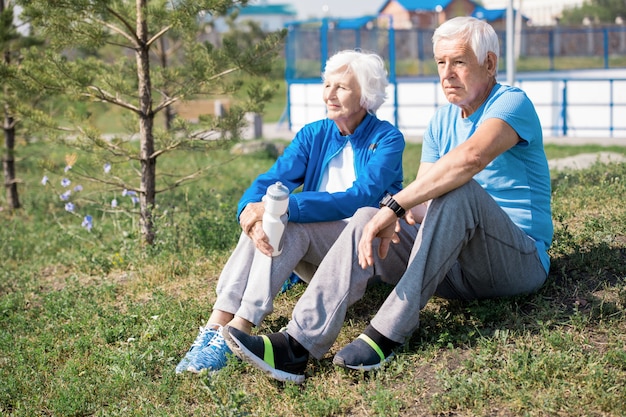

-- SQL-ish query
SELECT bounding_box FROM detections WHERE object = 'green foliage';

[559,0,626,25]
[14,0,285,243]
[1,142,626,416]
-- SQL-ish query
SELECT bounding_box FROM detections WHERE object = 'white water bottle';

[262,181,289,257]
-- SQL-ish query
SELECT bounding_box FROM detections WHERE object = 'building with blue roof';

[377,0,521,29]
[211,2,297,33]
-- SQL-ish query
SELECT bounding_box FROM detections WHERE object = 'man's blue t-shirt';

[422,83,553,274]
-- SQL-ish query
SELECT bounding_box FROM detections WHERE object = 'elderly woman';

[175,50,405,374]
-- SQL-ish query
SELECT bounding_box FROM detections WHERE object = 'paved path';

[548,152,626,170]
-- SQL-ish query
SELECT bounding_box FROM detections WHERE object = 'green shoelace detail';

[262,335,275,368]
[358,333,385,362]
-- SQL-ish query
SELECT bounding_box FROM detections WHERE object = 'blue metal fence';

[284,19,626,79]
[283,19,626,138]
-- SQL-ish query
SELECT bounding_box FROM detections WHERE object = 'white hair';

[322,50,389,113]
[432,16,500,65]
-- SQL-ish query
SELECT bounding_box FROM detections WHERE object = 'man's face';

[435,38,497,117]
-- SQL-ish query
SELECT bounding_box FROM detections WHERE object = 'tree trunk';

[136,0,156,244]
[2,109,20,210]
[2,0,21,210]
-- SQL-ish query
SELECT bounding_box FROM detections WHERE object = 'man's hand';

[358,207,401,269]
[405,202,428,225]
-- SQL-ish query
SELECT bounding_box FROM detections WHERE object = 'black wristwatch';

[379,193,405,218]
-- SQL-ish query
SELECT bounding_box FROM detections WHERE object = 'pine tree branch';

[73,125,140,160]
[150,140,183,159]
[153,96,178,114]
[155,157,239,194]
[146,26,172,48]
[96,19,137,46]
[84,86,141,113]
[104,6,140,45]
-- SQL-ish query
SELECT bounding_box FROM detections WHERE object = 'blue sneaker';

[280,272,304,294]
[175,325,217,374]
[187,325,232,373]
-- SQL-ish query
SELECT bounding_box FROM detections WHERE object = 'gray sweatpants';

[213,220,348,326]
[288,180,548,359]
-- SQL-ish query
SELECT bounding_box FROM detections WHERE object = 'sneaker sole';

[186,365,219,375]
[225,330,305,384]
[332,352,394,371]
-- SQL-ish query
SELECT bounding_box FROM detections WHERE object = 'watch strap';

[379,194,406,218]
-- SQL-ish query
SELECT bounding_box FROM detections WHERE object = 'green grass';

[1,140,626,416]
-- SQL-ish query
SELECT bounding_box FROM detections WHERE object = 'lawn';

[1,139,625,416]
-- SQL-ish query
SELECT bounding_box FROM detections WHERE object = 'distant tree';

[0,0,22,209]
[559,0,626,25]
[0,0,47,210]
[18,0,285,244]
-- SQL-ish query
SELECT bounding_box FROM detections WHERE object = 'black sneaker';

[223,326,308,384]
[333,334,394,371]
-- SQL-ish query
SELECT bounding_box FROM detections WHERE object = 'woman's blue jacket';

[237,113,405,223]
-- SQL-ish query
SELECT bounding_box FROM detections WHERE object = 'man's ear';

[486,51,498,75]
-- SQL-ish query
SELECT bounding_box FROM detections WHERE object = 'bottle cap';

[266,181,289,201]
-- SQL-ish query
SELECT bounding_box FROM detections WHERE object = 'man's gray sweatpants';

[288,180,547,359]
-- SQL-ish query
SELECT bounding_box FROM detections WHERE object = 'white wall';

[288,73,626,138]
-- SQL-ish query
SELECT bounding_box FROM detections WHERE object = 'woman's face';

[322,65,367,134]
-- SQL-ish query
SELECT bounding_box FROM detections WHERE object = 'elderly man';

[225,16,552,384]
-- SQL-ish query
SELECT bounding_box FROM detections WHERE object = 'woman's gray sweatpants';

[213,220,348,326]
[288,180,548,359]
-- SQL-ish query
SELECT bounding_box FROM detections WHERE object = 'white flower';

[60,190,71,201]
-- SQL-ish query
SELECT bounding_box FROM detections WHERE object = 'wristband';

[379,193,405,218]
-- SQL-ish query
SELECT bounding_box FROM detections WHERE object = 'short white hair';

[322,50,389,113]
[433,16,500,65]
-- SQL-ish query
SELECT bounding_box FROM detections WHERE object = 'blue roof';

[380,1,521,22]
[472,6,506,21]
[472,6,529,22]
[335,15,377,29]
[238,4,297,16]
[382,0,454,12]
[285,15,376,29]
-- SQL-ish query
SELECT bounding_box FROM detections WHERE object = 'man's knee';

[431,180,482,210]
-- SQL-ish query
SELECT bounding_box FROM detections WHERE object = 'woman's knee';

[351,206,379,226]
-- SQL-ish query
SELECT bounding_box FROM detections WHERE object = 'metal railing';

[284,20,626,138]
[285,21,626,79]
[286,73,626,138]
